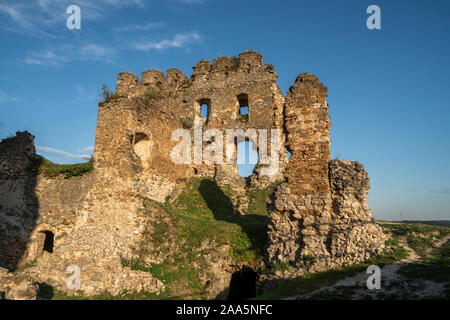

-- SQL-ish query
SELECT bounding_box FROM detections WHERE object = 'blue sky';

[0,0,449,220]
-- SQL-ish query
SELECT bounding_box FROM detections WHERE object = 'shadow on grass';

[198,179,270,257]
[37,283,54,300]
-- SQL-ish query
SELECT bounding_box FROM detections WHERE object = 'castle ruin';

[0,51,386,299]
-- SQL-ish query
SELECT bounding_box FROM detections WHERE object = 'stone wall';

[0,132,39,270]
[266,73,334,268]
[0,132,164,296]
[0,51,387,297]
[266,159,386,275]
[99,50,288,208]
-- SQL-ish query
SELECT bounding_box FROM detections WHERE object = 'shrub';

[180,117,193,129]
[231,55,239,71]
[101,84,116,103]
[239,114,249,122]
[144,87,162,102]
[266,64,275,72]
[301,255,317,271]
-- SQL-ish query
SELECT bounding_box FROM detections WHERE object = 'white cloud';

[36,145,91,160]
[0,90,18,104]
[79,146,94,152]
[170,0,204,4]
[131,31,201,51]
[79,44,115,62]
[0,3,56,37]
[113,22,165,32]
[25,43,116,66]
[0,0,146,37]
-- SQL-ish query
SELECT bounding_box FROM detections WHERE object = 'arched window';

[197,98,211,123]
[237,94,249,121]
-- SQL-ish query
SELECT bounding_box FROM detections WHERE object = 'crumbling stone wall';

[0,51,386,297]
[327,160,386,266]
[266,159,386,275]
[101,51,288,209]
[0,132,39,270]
[0,267,37,300]
[266,73,334,269]
[0,132,164,296]
[0,132,93,270]
[265,74,385,274]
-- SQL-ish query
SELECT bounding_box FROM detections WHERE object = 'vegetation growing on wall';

[27,155,93,179]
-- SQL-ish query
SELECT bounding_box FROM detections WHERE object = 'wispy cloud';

[36,145,91,160]
[113,22,165,32]
[169,0,204,4]
[0,3,57,37]
[430,188,450,194]
[0,90,18,104]
[78,146,94,152]
[25,43,116,66]
[0,0,146,37]
[131,31,201,51]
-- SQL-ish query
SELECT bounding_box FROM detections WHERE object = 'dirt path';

[285,234,450,300]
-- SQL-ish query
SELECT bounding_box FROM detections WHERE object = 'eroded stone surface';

[266,160,386,277]
[0,51,386,298]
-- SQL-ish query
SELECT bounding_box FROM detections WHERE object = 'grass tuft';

[27,155,93,179]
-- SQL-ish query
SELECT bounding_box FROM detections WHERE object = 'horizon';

[0,0,449,221]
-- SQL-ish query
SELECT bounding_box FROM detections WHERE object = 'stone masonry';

[0,50,386,298]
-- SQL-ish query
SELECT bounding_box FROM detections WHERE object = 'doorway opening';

[41,231,54,254]
[227,267,257,300]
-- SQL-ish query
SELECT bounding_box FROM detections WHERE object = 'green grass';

[12,260,36,274]
[27,155,93,179]
[256,222,450,300]
[400,220,450,228]
[398,241,450,286]
[118,178,275,299]
[37,283,167,300]
[245,187,274,216]
[254,240,408,300]
[381,223,450,239]
[381,223,450,258]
